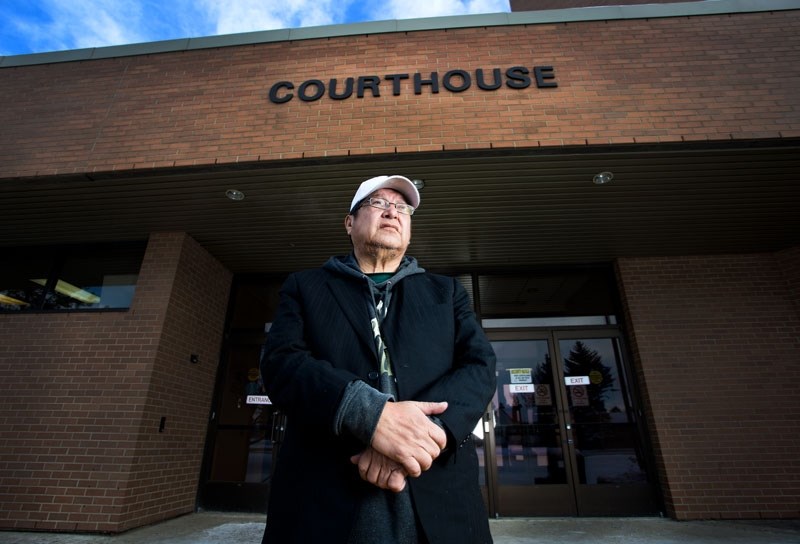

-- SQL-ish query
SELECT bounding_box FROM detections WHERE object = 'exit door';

[478,329,659,516]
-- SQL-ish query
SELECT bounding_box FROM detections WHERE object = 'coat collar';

[322,254,428,360]
[325,274,376,355]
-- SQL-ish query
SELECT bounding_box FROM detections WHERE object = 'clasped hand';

[350,400,448,492]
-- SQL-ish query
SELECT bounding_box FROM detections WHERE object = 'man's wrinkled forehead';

[368,187,408,202]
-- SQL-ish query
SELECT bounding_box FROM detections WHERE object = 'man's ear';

[344,214,353,235]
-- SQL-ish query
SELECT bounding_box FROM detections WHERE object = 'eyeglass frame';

[358,197,416,216]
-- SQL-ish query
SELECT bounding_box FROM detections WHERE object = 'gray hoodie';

[326,253,427,544]
[328,252,425,443]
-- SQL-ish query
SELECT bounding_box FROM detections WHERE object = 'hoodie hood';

[324,253,425,286]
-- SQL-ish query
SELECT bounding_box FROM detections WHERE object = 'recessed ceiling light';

[593,171,614,185]
[411,179,425,189]
[225,189,245,201]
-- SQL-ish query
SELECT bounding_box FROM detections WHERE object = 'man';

[260,175,496,543]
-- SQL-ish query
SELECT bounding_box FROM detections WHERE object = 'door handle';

[270,411,287,443]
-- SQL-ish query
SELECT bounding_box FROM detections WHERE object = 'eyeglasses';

[360,197,415,216]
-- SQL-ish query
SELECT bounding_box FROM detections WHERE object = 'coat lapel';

[326,275,376,357]
[382,275,438,334]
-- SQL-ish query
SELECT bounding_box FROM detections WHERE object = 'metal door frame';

[481,326,659,517]
[551,328,660,515]
[484,329,577,517]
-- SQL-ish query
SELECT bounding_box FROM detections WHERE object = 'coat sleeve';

[414,278,497,450]
[260,272,363,436]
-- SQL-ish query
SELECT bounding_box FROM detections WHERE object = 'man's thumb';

[418,401,448,415]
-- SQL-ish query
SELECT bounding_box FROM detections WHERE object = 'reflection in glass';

[0,244,145,311]
[44,246,143,310]
[245,430,274,484]
[475,425,486,486]
[218,345,271,426]
[201,276,288,503]
[210,347,276,485]
[0,253,51,310]
[560,338,647,485]
[491,340,566,486]
[210,428,274,483]
[478,269,616,318]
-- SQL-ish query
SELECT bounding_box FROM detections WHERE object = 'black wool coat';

[260,260,496,543]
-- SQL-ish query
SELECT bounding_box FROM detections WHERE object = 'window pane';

[0,251,53,310]
[483,316,617,328]
[229,279,285,329]
[208,427,275,483]
[478,269,617,318]
[559,338,648,485]
[492,340,567,486]
[217,345,270,426]
[39,244,144,310]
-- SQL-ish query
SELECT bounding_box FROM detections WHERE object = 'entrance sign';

[246,395,272,405]
[268,65,557,104]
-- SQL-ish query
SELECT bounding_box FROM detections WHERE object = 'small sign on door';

[509,383,535,393]
[509,368,532,384]
[564,376,590,386]
[570,385,590,406]
[246,395,272,405]
[535,383,552,406]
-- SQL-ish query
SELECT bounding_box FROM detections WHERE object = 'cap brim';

[350,175,420,212]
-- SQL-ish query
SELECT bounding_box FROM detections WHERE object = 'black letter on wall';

[298,80,325,101]
[329,78,354,100]
[357,76,381,98]
[384,74,410,96]
[476,68,502,90]
[443,70,471,92]
[269,81,294,104]
[414,72,440,95]
[505,67,531,89]
[534,66,558,88]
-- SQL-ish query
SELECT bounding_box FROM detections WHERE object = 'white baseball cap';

[349,175,420,213]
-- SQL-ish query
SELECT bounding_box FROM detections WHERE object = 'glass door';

[554,331,659,515]
[484,333,577,516]
[480,329,659,517]
[199,335,276,511]
[198,277,285,512]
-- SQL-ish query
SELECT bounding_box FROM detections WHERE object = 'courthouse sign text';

[268,65,557,104]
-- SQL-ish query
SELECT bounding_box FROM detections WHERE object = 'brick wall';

[0,232,232,533]
[0,9,798,178]
[616,250,800,520]
[776,246,800,318]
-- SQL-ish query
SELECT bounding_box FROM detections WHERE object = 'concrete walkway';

[1,512,799,543]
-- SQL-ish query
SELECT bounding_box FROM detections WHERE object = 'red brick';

[1,11,799,178]
[616,252,800,520]
[0,233,232,532]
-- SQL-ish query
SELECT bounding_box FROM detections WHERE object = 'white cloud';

[371,0,509,20]
[38,0,148,49]
[0,0,510,56]
[196,0,350,35]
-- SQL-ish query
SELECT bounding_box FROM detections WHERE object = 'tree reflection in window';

[564,341,615,419]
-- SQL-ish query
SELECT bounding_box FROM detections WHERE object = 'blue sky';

[0,0,511,56]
